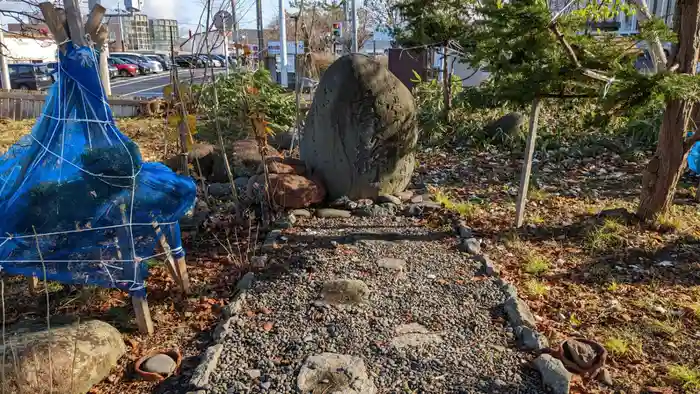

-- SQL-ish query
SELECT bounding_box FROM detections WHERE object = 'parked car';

[108,57,138,77]
[2,63,54,91]
[111,52,163,74]
[108,64,119,79]
[144,54,171,71]
[197,55,215,67]
[173,55,205,68]
[46,61,58,82]
[204,55,223,67]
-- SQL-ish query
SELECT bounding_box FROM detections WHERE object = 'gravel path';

[208,214,546,394]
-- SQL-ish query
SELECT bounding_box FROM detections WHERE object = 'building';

[124,0,144,13]
[107,13,153,51]
[150,19,179,52]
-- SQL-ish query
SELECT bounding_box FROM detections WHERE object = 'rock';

[208,183,235,198]
[236,272,255,292]
[456,222,472,238]
[403,202,441,217]
[376,194,402,205]
[395,190,414,201]
[534,354,572,394]
[142,353,177,375]
[257,156,307,176]
[297,353,376,394]
[458,238,482,255]
[189,344,224,389]
[0,319,126,394]
[515,326,549,351]
[231,139,280,177]
[329,196,353,208]
[267,128,298,150]
[354,204,396,217]
[247,369,262,379]
[377,257,406,271]
[290,209,312,217]
[320,279,370,305]
[485,112,525,140]
[476,255,499,276]
[300,54,418,200]
[247,173,326,208]
[410,194,424,203]
[233,177,249,196]
[391,323,443,349]
[164,143,216,176]
[597,368,613,386]
[260,381,272,390]
[316,208,352,218]
[504,296,537,328]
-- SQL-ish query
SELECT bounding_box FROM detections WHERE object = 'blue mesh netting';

[0,44,196,297]
[689,138,700,174]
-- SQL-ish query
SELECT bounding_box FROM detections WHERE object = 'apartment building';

[150,19,179,52]
[107,13,153,52]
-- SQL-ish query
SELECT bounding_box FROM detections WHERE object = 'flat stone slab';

[377,257,406,270]
[320,279,370,305]
[297,353,377,394]
[391,323,443,349]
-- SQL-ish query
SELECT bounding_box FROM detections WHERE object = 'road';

[110,68,228,98]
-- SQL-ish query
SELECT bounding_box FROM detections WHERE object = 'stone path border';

[187,272,255,394]
[452,220,572,394]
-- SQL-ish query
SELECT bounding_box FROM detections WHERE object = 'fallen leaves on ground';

[419,147,700,393]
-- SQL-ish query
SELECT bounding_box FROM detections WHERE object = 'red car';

[108,57,138,77]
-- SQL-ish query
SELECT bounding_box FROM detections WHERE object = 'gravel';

[208,215,545,393]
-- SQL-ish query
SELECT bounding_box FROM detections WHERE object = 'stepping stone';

[290,209,312,217]
[377,257,406,271]
[391,323,443,349]
[142,353,177,375]
[320,279,370,305]
[316,208,352,218]
[297,353,377,394]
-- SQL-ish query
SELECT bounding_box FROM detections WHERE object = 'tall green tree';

[392,0,477,119]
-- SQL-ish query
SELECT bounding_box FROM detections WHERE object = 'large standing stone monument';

[300,54,418,200]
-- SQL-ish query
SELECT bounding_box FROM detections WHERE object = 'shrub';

[195,69,298,141]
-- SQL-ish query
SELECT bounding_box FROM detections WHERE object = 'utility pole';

[0,16,11,91]
[256,0,264,67]
[231,0,239,63]
[279,0,288,87]
[351,0,358,53]
[118,0,126,51]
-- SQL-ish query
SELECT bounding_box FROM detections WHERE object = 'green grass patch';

[586,218,628,252]
[667,365,700,391]
[523,251,550,275]
[524,279,548,297]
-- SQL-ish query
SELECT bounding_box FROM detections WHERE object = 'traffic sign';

[214,10,234,31]
[332,22,342,38]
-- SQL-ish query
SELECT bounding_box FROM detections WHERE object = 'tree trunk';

[441,43,451,122]
[637,0,700,220]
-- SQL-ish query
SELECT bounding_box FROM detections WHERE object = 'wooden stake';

[515,97,542,228]
[27,275,39,295]
[131,296,154,335]
[151,222,190,294]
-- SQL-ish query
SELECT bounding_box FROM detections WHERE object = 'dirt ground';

[1,117,699,393]
[418,147,700,393]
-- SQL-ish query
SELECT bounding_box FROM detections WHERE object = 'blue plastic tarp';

[0,44,196,296]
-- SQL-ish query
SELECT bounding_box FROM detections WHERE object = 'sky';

[0,0,391,40]
[0,0,279,31]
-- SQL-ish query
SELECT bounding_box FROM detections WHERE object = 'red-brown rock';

[257,156,307,175]
[247,173,325,208]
